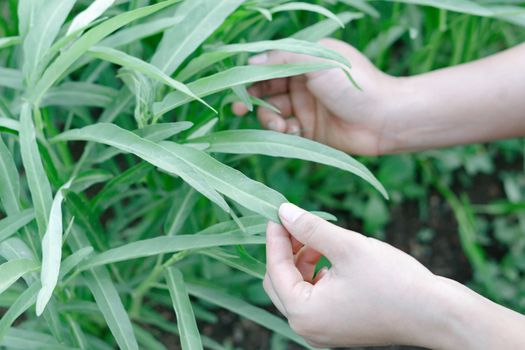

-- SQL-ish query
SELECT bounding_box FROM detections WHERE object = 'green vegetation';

[1,0,524,349]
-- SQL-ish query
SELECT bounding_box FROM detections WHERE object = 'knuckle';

[296,214,323,245]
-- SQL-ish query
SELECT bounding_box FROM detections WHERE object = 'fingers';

[279,203,362,263]
[255,94,293,132]
[266,221,313,305]
[295,246,322,283]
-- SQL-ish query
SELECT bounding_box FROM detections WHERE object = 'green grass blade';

[30,0,179,105]
[81,234,265,270]
[379,0,493,16]
[0,118,19,132]
[151,0,244,75]
[22,0,76,85]
[271,2,344,27]
[42,82,119,108]
[187,284,319,350]
[0,259,39,295]
[0,137,22,214]
[190,129,388,198]
[338,0,379,18]
[66,0,116,35]
[54,123,230,212]
[164,268,203,350]
[36,180,72,316]
[0,282,40,340]
[0,210,35,243]
[212,38,352,69]
[59,246,94,280]
[154,61,341,117]
[19,103,53,235]
[292,12,364,41]
[0,36,21,50]
[161,141,288,222]
[69,229,139,350]
[88,46,216,113]
[0,67,23,90]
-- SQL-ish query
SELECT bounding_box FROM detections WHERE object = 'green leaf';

[190,130,388,198]
[22,0,76,85]
[59,246,94,280]
[164,268,203,350]
[81,234,265,270]
[1,327,80,350]
[0,68,23,90]
[161,141,287,221]
[211,38,352,69]
[292,12,364,41]
[89,46,216,112]
[66,0,116,35]
[187,284,318,350]
[0,118,20,132]
[378,0,493,16]
[54,123,229,212]
[0,210,35,244]
[0,36,21,50]
[154,61,342,117]
[36,180,72,316]
[338,0,379,18]
[151,0,244,75]
[68,229,139,350]
[19,102,53,235]
[0,137,22,215]
[0,259,39,295]
[30,0,179,105]
[42,82,119,108]
[271,2,344,27]
[0,282,40,340]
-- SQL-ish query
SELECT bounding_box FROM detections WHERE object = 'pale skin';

[233,39,525,348]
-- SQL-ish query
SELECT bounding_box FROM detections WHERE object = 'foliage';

[0,0,525,349]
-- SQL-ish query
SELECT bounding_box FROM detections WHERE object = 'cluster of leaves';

[1,0,525,350]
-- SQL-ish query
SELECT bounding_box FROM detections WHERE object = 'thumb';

[278,203,360,262]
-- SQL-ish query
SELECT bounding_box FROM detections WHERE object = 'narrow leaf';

[292,12,364,41]
[89,46,216,112]
[81,234,265,270]
[19,102,53,235]
[164,268,203,350]
[67,0,116,35]
[0,282,41,340]
[154,61,342,117]
[36,180,73,316]
[190,130,388,198]
[0,137,22,215]
[54,123,229,211]
[30,0,179,105]
[22,0,76,84]
[152,0,244,75]
[0,210,35,243]
[271,2,344,27]
[161,141,287,222]
[0,259,39,295]
[212,38,351,69]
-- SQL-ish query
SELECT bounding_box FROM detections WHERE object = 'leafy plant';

[0,0,389,349]
[2,0,525,349]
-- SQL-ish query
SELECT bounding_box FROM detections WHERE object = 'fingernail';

[249,53,268,65]
[288,125,301,135]
[279,203,304,223]
[267,121,280,131]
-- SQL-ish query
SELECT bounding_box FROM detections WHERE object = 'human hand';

[264,203,465,349]
[232,39,401,156]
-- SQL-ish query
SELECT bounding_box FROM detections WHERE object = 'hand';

[232,39,401,156]
[264,203,453,348]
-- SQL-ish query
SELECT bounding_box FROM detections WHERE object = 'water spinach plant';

[0,1,387,349]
